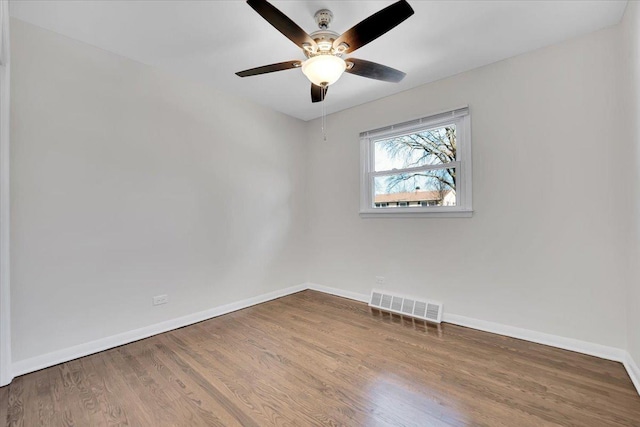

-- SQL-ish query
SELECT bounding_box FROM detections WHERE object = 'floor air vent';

[369,290,443,323]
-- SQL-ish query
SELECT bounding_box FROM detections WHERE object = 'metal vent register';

[369,290,443,323]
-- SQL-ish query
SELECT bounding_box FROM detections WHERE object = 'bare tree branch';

[379,126,457,195]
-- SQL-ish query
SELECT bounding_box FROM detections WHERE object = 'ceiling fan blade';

[236,60,301,77]
[247,0,317,49]
[333,0,414,54]
[311,84,328,103]
[345,58,406,83]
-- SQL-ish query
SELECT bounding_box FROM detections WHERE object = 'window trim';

[359,106,473,218]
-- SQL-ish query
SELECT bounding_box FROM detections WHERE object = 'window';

[360,107,472,218]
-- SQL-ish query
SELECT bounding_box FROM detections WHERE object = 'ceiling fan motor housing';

[305,9,340,57]
[306,30,340,57]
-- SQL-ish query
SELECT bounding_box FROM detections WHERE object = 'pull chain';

[321,85,327,141]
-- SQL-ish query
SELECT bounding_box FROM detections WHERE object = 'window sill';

[359,209,473,218]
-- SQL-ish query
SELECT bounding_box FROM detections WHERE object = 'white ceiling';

[10,0,627,121]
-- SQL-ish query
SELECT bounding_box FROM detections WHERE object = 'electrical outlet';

[152,294,169,306]
[375,276,385,285]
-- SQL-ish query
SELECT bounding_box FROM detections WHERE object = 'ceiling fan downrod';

[314,9,333,30]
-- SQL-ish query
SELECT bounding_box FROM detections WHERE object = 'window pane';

[374,124,456,172]
[373,168,456,208]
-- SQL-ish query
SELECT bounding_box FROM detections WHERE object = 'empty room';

[0,0,639,425]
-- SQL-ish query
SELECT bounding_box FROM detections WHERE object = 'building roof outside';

[374,190,454,203]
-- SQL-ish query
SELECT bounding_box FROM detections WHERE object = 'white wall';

[10,19,308,362]
[306,24,629,349]
[621,1,640,367]
[9,7,639,372]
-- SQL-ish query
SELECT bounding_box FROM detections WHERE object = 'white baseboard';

[443,313,640,395]
[11,283,367,378]
[442,313,627,363]
[12,284,306,377]
[306,282,369,303]
[306,283,639,396]
[9,282,640,398]
[624,352,640,395]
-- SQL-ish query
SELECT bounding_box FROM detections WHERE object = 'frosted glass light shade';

[301,55,346,86]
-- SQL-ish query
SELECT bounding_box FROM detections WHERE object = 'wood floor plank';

[80,355,132,426]
[185,319,373,426]
[107,345,184,425]
[91,348,156,426]
[153,334,264,426]
[246,299,558,426]
[223,311,463,425]
[1,290,639,426]
[0,384,7,427]
[5,377,23,427]
[175,326,325,424]
[143,336,246,426]
[20,369,53,427]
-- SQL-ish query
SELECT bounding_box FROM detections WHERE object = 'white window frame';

[359,106,472,218]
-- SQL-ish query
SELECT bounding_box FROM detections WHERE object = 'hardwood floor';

[1,290,639,426]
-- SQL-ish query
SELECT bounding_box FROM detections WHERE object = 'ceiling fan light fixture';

[301,55,346,86]
[237,0,415,102]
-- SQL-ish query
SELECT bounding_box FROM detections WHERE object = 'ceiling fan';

[236,0,414,103]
